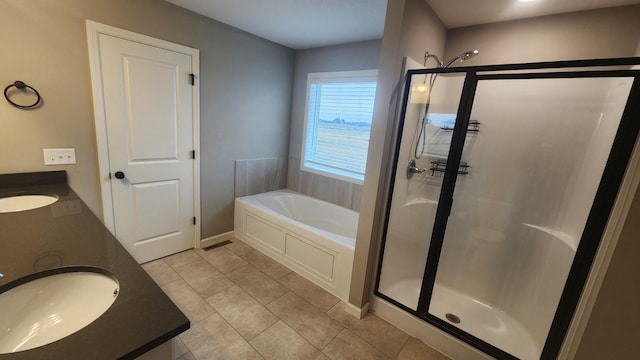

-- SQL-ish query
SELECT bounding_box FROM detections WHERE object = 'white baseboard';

[200,231,235,249]
[344,301,370,319]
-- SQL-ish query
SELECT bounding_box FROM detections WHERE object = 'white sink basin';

[0,269,119,353]
[0,194,59,213]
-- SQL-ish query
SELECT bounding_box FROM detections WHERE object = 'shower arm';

[424,52,443,68]
[424,50,480,69]
[442,55,468,68]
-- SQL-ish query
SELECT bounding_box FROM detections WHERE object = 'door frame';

[86,20,201,248]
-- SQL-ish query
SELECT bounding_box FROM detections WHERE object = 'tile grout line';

[245,323,269,359]
[223,262,287,306]
[203,284,282,343]
[395,334,411,360]
[162,252,219,332]
[318,325,344,354]
[351,324,405,359]
[225,241,257,258]
[326,306,405,360]
[267,289,345,353]
[195,247,251,275]
[274,271,342,313]
[197,256,292,348]
[226,242,353,355]
[154,251,307,359]
[168,254,221,303]
[235,243,295,281]
[167,256,302,359]
[178,312,219,360]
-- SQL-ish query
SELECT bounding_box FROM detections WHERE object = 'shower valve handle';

[407,160,426,179]
[408,165,425,174]
[408,160,425,173]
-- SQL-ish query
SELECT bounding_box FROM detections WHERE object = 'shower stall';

[375,57,640,360]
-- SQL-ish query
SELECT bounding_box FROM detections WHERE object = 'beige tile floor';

[142,240,451,360]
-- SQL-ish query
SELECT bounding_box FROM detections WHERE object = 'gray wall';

[444,5,640,64]
[575,184,640,359]
[0,0,294,239]
[287,39,382,211]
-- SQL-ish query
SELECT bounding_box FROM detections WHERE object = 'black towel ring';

[4,80,42,109]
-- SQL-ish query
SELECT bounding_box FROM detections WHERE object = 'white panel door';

[98,33,195,263]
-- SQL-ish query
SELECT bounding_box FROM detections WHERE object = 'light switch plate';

[43,148,76,165]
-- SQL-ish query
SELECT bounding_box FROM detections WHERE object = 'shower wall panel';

[556,79,634,237]
[287,155,362,211]
[234,157,287,198]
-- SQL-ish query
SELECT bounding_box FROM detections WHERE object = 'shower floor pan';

[380,279,540,360]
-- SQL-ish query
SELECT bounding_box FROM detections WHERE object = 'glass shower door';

[377,70,467,310]
[425,75,635,360]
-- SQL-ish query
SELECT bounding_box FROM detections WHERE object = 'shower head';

[460,49,479,61]
[443,49,479,68]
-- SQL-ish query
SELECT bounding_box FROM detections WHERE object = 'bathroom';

[1,0,639,359]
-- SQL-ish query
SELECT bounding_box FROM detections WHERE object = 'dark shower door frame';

[374,57,640,360]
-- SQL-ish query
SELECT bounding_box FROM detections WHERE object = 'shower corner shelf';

[430,159,470,175]
[440,120,481,133]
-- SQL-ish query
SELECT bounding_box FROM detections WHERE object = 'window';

[301,70,378,184]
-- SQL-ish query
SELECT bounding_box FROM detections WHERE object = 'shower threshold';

[380,280,540,359]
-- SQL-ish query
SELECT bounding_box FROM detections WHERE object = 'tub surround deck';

[0,171,189,359]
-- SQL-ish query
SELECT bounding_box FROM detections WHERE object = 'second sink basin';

[0,268,119,353]
[0,194,59,213]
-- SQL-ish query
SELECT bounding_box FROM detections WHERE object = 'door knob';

[114,171,125,179]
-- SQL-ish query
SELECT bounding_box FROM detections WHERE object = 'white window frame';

[301,69,378,184]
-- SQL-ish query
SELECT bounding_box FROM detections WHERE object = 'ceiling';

[165,0,387,49]
[165,0,640,49]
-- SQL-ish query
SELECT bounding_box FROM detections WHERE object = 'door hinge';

[190,74,196,86]
[193,217,196,225]
[190,150,196,159]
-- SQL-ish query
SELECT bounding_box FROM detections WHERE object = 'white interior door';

[89,25,199,264]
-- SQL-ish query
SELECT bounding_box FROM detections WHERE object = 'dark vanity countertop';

[0,172,190,359]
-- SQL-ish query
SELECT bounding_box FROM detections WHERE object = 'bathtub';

[234,190,358,300]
